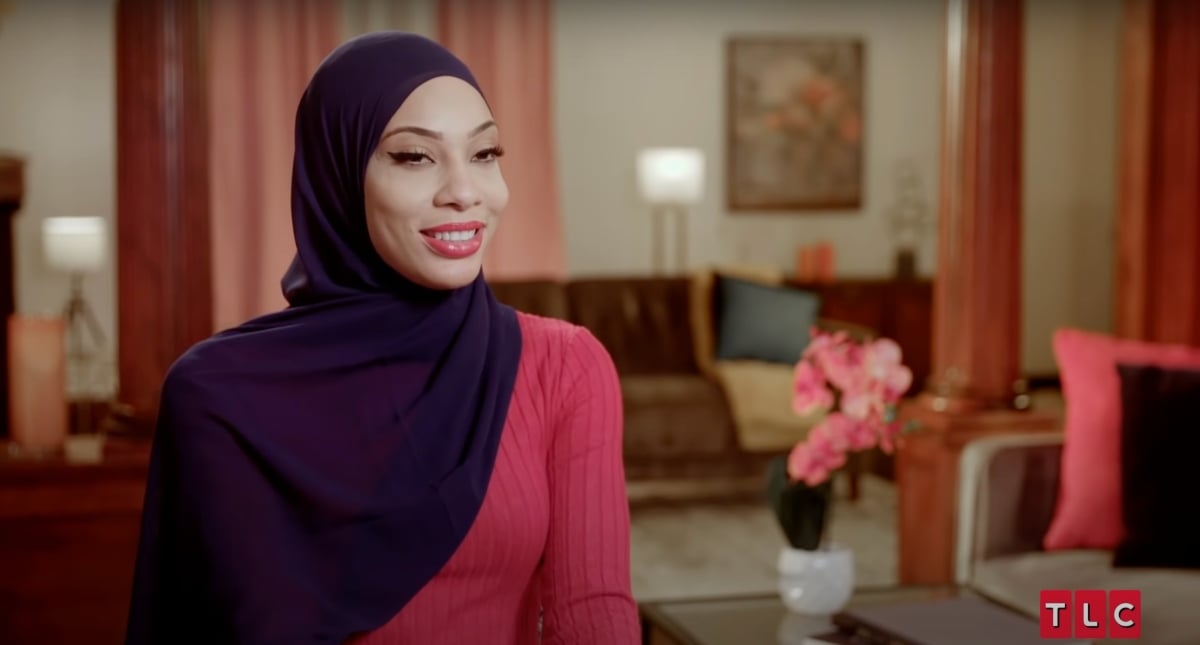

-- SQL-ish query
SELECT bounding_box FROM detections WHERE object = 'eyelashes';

[477,146,505,161]
[387,151,430,164]
[387,146,505,166]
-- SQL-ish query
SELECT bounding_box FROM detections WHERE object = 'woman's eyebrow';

[382,120,497,141]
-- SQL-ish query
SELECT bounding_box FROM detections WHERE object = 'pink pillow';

[1043,328,1200,551]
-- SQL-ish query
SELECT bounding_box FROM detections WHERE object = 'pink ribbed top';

[347,312,640,644]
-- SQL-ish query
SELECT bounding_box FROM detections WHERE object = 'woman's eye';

[388,151,431,165]
[475,146,505,162]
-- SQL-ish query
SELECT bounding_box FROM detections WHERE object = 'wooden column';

[896,0,1060,586]
[1116,0,1200,345]
[0,156,23,439]
[115,0,212,431]
[927,0,1023,409]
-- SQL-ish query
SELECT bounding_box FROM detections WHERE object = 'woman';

[125,32,639,644]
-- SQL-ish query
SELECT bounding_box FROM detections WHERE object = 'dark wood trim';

[115,0,212,431]
[1024,374,1061,391]
[0,156,23,439]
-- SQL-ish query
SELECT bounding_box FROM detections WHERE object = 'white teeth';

[433,229,478,242]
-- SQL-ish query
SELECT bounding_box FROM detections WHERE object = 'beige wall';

[0,0,116,398]
[555,0,1120,374]
[555,0,945,279]
[1022,0,1120,374]
[0,0,1119,386]
[340,0,436,41]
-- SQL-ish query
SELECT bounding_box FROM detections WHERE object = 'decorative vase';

[776,543,855,615]
[8,314,69,454]
[894,246,917,280]
[766,455,854,615]
[766,456,832,550]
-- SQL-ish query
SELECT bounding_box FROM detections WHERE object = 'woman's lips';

[420,221,484,259]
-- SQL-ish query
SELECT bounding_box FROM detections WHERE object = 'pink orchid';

[793,360,834,415]
[814,342,865,393]
[837,386,877,421]
[787,422,848,486]
[863,338,914,401]
[843,414,881,451]
[802,326,848,360]
[786,328,917,486]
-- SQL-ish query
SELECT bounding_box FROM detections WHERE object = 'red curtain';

[1116,0,1200,346]
[437,0,567,281]
[208,0,342,331]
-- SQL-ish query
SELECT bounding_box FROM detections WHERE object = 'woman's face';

[363,76,508,290]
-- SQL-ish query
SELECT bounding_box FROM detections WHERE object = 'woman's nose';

[434,160,482,211]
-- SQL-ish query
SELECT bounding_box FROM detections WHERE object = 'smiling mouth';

[419,223,485,259]
[423,228,480,242]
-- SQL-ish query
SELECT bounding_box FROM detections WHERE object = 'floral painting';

[726,37,864,211]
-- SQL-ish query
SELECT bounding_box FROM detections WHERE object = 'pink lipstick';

[420,221,485,259]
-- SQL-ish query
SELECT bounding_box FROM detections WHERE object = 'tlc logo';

[1040,589,1141,639]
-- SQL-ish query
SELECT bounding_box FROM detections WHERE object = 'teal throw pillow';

[714,275,821,365]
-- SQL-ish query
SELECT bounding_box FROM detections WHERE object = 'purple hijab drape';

[125,33,523,644]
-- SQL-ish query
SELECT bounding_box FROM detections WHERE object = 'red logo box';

[1109,589,1142,639]
[1040,589,1073,638]
[1074,590,1107,639]
[1040,589,1142,639]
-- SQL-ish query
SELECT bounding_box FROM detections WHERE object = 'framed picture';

[726,36,864,211]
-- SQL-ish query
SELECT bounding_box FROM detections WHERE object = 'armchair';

[956,432,1200,644]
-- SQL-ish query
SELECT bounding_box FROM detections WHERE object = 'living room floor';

[627,390,1066,603]
[629,473,898,602]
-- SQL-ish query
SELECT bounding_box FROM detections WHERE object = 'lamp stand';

[63,273,106,359]
[650,205,689,275]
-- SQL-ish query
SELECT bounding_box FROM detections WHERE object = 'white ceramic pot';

[777,544,855,615]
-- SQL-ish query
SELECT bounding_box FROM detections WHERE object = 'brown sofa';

[956,433,1200,644]
[491,272,873,504]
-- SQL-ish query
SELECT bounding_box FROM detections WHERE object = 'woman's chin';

[411,260,483,291]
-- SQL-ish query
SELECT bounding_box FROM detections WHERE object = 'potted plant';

[767,327,916,615]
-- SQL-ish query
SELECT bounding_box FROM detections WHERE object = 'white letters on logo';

[1114,602,1136,628]
[1045,602,1067,627]
[1083,602,1099,628]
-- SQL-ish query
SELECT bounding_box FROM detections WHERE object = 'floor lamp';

[637,148,704,275]
[42,216,108,420]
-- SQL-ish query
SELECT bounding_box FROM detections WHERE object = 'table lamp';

[41,216,107,360]
[637,147,704,275]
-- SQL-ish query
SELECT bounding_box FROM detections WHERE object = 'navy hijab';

[125,33,523,644]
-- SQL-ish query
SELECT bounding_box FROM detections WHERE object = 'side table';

[0,436,152,645]
[640,585,967,645]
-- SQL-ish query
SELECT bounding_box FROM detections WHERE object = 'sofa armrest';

[954,432,1064,585]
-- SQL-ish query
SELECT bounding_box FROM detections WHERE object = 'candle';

[795,245,816,282]
[8,314,68,453]
[814,242,837,283]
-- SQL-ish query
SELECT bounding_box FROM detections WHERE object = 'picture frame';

[726,36,865,212]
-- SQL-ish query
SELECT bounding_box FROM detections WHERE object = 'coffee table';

[639,585,970,645]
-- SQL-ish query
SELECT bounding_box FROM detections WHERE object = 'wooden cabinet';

[0,439,151,645]
[895,403,1060,585]
[789,278,933,398]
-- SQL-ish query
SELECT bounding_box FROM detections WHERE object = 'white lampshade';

[637,147,705,205]
[42,216,108,273]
